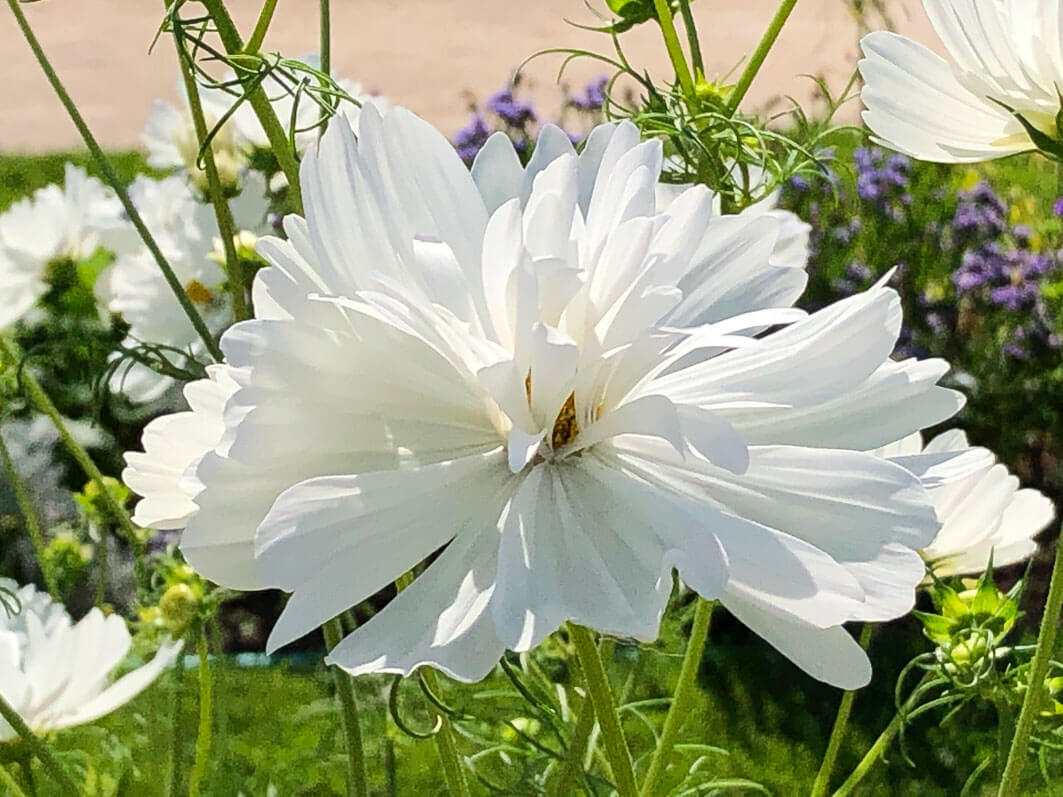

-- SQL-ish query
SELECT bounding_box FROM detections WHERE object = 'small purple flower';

[454,113,491,162]
[569,76,608,112]
[486,88,537,128]
[1054,197,1063,217]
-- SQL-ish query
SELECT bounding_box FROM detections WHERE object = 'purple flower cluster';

[854,147,911,219]
[485,88,537,128]
[568,76,608,112]
[453,113,491,162]
[953,181,1008,241]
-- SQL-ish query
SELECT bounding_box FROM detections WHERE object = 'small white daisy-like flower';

[859,0,1063,162]
[0,165,121,329]
[125,109,965,689]
[0,579,181,742]
[876,431,1055,576]
[96,174,269,402]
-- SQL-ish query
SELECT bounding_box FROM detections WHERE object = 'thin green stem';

[568,624,638,797]
[95,525,109,607]
[244,0,279,54]
[320,0,331,78]
[322,618,369,797]
[4,0,222,362]
[833,671,934,797]
[727,0,799,113]
[173,29,249,322]
[811,624,874,797]
[652,0,695,99]
[199,0,304,213]
[188,631,213,797]
[0,339,140,545]
[640,599,714,796]
[0,693,79,796]
[0,762,29,797]
[0,431,57,598]
[421,669,471,797]
[998,530,1063,796]
[676,0,704,75]
[553,682,598,796]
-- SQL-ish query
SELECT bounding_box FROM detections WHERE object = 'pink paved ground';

[0,0,935,152]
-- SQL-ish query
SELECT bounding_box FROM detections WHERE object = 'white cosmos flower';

[96,174,269,402]
[876,431,1055,576]
[0,579,181,742]
[0,165,121,328]
[859,0,1063,163]
[124,109,965,689]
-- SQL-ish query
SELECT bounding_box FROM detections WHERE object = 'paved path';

[0,0,934,152]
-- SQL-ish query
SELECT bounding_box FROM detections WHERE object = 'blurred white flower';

[125,109,964,689]
[876,431,1055,576]
[0,578,180,742]
[96,174,269,402]
[859,0,1063,162]
[0,165,121,328]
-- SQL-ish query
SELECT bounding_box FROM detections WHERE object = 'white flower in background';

[876,431,1055,576]
[96,174,270,402]
[859,0,1063,163]
[0,578,181,742]
[0,165,121,328]
[125,109,965,689]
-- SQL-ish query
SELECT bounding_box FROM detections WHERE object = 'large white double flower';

[0,579,180,742]
[126,109,965,689]
[860,0,1063,162]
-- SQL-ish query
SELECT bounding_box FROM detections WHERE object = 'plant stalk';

[727,0,800,113]
[640,599,714,795]
[552,682,598,796]
[811,624,874,797]
[322,617,369,797]
[188,631,213,797]
[652,0,696,99]
[997,530,1063,796]
[421,669,471,797]
[245,0,280,55]
[4,0,222,361]
[568,624,638,797]
[676,0,704,75]
[0,693,79,796]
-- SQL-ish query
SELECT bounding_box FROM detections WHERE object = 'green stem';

[568,624,638,797]
[833,672,933,797]
[0,338,140,545]
[199,0,304,213]
[244,0,279,54]
[322,618,369,797]
[640,599,714,796]
[421,669,471,797]
[95,525,109,607]
[811,624,874,797]
[652,0,696,99]
[553,684,598,796]
[174,41,249,322]
[4,0,222,362]
[320,0,331,78]
[0,431,57,599]
[727,0,799,113]
[676,0,704,75]
[0,693,79,795]
[997,530,1063,796]
[188,631,213,797]
[0,762,29,797]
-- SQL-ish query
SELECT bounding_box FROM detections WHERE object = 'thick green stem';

[727,0,800,113]
[0,693,79,795]
[244,0,279,54]
[188,631,213,797]
[0,339,139,546]
[652,0,696,99]
[0,431,57,598]
[172,26,249,322]
[169,652,185,797]
[833,672,933,797]
[640,599,714,795]
[199,0,304,213]
[4,0,222,361]
[811,624,874,797]
[568,624,638,797]
[997,530,1063,796]
[322,618,369,797]
[421,669,471,797]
